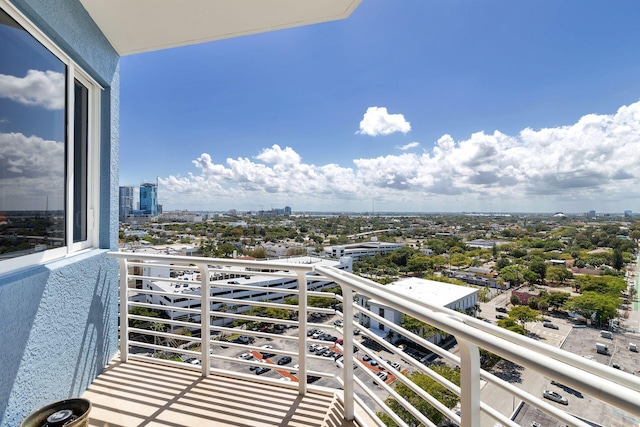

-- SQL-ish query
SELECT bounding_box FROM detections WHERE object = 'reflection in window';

[0,8,66,259]
[74,79,88,243]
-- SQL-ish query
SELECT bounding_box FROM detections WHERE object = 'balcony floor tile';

[82,358,362,427]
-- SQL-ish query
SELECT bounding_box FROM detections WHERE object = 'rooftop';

[369,277,478,307]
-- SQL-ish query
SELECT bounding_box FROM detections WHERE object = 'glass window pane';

[73,79,88,243]
[0,8,66,259]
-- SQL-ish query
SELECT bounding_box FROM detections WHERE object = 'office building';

[118,186,134,222]
[139,182,158,216]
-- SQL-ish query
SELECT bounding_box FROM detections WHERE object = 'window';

[0,3,100,273]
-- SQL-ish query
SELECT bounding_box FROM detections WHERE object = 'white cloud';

[398,142,420,150]
[0,132,65,210]
[159,101,640,212]
[0,69,65,110]
[356,106,411,136]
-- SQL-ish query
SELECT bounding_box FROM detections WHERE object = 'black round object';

[46,409,73,426]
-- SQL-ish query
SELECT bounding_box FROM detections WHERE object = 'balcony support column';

[198,263,211,377]
[118,257,129,362]
[458,338,481,427]
[342,286,355,421]
[297,271,308,395]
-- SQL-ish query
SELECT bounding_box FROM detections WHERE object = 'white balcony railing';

[109,252,640,427]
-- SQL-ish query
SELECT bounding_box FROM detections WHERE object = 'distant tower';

[139,183,158,216]
[119,186,134,221]
[284,206,292,216]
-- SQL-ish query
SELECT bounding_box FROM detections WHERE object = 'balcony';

[101,252,640,427]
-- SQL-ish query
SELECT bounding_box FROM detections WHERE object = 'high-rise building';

[119,186,134,222]
[284,206,292,216]
[624,210,633,218]
[140,183,158,216]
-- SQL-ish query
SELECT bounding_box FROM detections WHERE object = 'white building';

[359,277,478,344]
[140,256,352,325]
[324,241,405,261]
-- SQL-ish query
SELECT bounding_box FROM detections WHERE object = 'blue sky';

[120,1,640,214]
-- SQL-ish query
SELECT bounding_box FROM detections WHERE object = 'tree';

[575,275,626,296]
[529,258,547,282]
[538,300,549,316]
[613,248,624,271]
[546,266,573,284]
[510,295,521,306]
[508,306,541,332]
[500,265,525,287]
[407,254,432,274]
[564,292,620,327]
[496,317,527,335]
[542,292,570,311]
[496,257,511,270]
[478,286,491,303]
[378,366,460,426]
[400,314,441,340]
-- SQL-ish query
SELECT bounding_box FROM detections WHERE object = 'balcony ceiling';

[79,0,362,56]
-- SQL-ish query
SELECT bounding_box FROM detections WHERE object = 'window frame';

[0,0,101,274]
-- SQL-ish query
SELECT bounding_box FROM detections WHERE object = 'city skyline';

[119,1,640,213]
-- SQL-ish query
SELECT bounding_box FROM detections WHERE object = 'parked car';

[496,314,506,319]
[390,362,401,370]
[277,356,292,365]
[261,352,275,359]
[309,344,318,352]
[496,307,508,313]
[255,367,271,375]
[307,329,318,336]
[334,319,343,326]
[543,390,568,405]
[374,372,388,385]
[314,345,328,353]
[237,352,253,360]
[362,354,371,362]
[543,323,559,329]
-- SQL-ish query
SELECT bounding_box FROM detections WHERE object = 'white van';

[600,330,613,339]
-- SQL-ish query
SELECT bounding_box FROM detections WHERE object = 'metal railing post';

[297,271,308,395]
[458,338,481,427]
[198,263,211,377]
[118,257,129,362]
[342,286,355,420]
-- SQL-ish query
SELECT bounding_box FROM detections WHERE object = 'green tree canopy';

[541,292,570,311]
[546,266,573,284]
[528,258,547,282]
[378,365,460,426]
[575,275,626,296]
[564,291,620,326]
[500,265,526,287]
[508,306,541,331]
[496,317,527,335]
